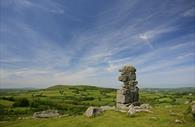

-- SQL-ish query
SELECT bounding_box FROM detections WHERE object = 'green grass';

[0,100,14,107]
[0,85,195,127]
[1,109,194,127]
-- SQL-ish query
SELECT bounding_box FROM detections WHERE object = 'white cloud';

[138,34,153,48]
[176,53,195,59]
[138,66,195,88]
[183,8,195,17]
[2,0,64,14]
[1,0,195,88]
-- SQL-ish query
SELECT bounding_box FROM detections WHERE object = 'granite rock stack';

[116,65,139,109]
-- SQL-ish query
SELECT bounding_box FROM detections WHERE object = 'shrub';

[30,100,40,108]
[2,96,15,101]
[13,98,29,107]
[157,97,175,104]
[80,96,95,101]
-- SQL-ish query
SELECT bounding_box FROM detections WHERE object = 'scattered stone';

[149,116,158,121]
[33,110,59,118]
[133,106,142,109]
[128,104,134,109]
[140,104,152,109]
[184,101,189,104]
[100,106,115,111]
[175,119,183,124]
[116,103,130,111]
[170,112,180,116]
[84,106,103,117]
[128,105,136,116]
[132,104,153,113]
[127,104,153,116]
[191,101,195,105]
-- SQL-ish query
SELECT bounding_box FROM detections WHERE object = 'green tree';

[13,98,30,107]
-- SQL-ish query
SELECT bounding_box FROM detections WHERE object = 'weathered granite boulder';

[33,110,59,118]
[116,103,130,111]
[128,104,136,116]
[127,104,153,116]
[84,106,103,117]
[175,119,183,124]
[140,104,153,109]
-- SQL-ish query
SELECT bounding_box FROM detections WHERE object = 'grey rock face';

[33,110,59,118]
[84,106,103,117]
[116,65,139,109]
[116,89,131,104]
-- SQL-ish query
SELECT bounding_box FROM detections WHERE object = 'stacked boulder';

[83,65,153,118]
[116,65,139,109]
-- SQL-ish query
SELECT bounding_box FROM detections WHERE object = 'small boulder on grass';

[140,104,152,109]
[175,119,183,124]
[149,116,158,121]
[84,106,103,117]
[33,110,59,118]
[127,103,153,117]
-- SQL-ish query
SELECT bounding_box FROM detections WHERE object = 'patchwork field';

[0,85,195,127]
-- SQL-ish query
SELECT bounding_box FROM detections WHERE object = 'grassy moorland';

[0,85,195,127]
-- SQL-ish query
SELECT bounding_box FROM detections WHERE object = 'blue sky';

[0,0,195,88]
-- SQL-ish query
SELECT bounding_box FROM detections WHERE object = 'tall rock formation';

[116,65,139,109]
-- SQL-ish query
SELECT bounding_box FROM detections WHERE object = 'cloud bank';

[0,0,195,88]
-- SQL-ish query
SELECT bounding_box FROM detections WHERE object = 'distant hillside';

[47,85,195,93]
[46,85,116,91]
[0,88,36,93]
[1,85,194,93]
[141,87,195,93]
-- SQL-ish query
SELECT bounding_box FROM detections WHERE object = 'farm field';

[0,85,195,127]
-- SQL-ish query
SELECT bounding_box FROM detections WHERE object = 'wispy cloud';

[0,0,195,88]
[182,8,195,17]
[5,0,65,14]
